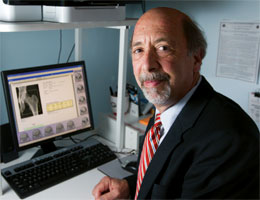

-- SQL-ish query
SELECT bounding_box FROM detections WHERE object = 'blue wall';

[0,29,120,125]
[1,1,260,129]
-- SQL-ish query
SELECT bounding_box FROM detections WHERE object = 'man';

[92,7,259,199]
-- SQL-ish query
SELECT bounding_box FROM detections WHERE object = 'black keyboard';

[1,139,117,199]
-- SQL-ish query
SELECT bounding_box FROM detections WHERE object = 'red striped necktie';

[134,113,162,200]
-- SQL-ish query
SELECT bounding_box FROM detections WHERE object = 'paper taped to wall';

[216,21,260,83]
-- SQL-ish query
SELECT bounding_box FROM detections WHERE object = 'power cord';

[57,29,75,64]
[141,0,146,13]
[67,43,75,63]
[57,30,62,64]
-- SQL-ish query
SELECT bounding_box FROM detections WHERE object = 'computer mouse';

[122,161,137,173]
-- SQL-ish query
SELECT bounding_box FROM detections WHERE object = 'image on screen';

[2,61,93,149]
[16,84,43,119]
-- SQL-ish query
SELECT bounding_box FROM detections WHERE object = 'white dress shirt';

[157,77,202,145]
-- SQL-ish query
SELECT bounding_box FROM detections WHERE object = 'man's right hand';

[92,176,130,200]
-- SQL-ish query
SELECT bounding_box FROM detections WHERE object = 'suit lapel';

[137,77,214,199]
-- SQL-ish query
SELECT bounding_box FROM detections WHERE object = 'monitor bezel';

[1,61,94,152]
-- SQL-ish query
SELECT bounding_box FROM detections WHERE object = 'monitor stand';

[31,141,59,159]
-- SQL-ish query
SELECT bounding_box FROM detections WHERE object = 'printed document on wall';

[216,21,260,83]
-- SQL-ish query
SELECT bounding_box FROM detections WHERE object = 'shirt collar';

[156,76,202,138]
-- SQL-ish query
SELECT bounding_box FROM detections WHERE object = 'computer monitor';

[1,61,94,157]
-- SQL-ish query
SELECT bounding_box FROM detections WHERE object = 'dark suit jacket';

[126,76,259,199]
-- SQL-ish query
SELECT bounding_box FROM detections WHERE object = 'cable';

[57,30,75,63]
[112,149,136,155]
[57,30,62,64]
[67,43,75,63]
[69,136,80,144]
[80,133,98,142]
[69,133,98,144]
[141,0,146,13]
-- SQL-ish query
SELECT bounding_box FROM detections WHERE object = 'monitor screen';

[1,61,94,154]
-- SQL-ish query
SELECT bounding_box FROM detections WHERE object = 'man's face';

[131,13,201,111]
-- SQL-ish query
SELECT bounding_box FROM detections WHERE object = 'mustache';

[139,72,170,86]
